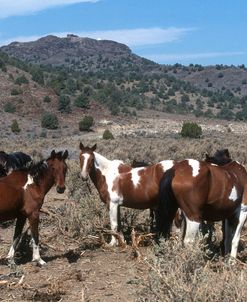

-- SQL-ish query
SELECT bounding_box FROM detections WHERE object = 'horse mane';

[0,151,32,175]
[131,159,150,168]
[205,149,232,166]
[29,160,48,184]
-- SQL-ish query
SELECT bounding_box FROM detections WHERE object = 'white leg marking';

[7,244,15,260]
[109,202,119,246]
[229,186,238,202]
[230,205,247,258]
[184,215,200,245]
[31,238,46,265]
[131,168,143,188]
[23,174,34,190]
[81,153,90,179]
[188,159,200,177]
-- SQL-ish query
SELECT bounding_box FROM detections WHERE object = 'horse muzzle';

[57,186,66,194]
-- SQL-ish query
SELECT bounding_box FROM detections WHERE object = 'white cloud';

[0,0,99,19]
[0,27,194,47]
[75,27,195,46]
[144,51,247,63]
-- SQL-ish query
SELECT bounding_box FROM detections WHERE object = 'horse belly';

[202,201,239,221]
[122,191,158,209]
[0,191,23,222]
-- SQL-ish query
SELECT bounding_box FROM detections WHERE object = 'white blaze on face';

[131,167,144,188]
[229,186,238,202]
[23,174,34,190]
[160,160,174,172]
[81,153,90,179]
[188,159,200,177]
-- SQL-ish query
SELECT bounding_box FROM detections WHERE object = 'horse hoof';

[32,259,47,266]
[228,257,237,266]
[8,260,17,270]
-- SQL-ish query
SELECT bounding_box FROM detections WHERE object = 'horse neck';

[36,164,55,195]
[89,152,123,191]
[89,152,111,188]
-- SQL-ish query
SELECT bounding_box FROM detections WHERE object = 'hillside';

[1,34,156,72]
[1,35,247,126]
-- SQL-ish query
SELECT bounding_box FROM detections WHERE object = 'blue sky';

[0,0,246,66]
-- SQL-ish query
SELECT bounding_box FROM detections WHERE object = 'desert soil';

[0,192,148,302]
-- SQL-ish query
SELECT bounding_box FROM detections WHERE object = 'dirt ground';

[0,193,149,302]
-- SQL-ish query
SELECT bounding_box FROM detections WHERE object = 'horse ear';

[62,150,69,160]
[79,142,84,150]
[225,149,230,157]
[92,144,97,151]
[205,154,210,161]
[51,150,56,158]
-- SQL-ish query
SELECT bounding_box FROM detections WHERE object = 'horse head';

[48,150,68,193]
[79,143,97,181]
[205,149,232,166]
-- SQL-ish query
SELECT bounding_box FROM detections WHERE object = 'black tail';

[156,167,178,238]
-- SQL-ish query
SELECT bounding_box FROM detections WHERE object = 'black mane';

[28,160,49,184]
[131,159,150,168]
[205,149,232,166]
[0,151,32,177]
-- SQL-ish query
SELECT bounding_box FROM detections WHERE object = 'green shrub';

[79,115,94,131]
[41,112,59,129]
[14,75,29,85]
[11,120,20,133]
[4,102,16,113]
[43,95,51,103]
[181,122,202,138]
[102,129,114,140]
[58,95,71,113]
[74,94,89,108]
[11,88,22,95]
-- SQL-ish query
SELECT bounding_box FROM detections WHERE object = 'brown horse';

[0,150,68,265]
[157,154,247,259]
[79,143,176,245]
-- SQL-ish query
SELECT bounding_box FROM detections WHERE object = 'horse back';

[171,160,210,210]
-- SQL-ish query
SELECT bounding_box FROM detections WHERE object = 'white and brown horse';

[79,143,176,245]
[157,154,247,259]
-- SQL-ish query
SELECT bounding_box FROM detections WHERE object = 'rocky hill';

[1,35,247,124]
[1,34,156,72]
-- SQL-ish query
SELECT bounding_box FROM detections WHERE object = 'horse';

[157,153,247,259]
[205,148,232,166]
[0,151,32,177]
[79,143,176,246]
[0,150,68,265]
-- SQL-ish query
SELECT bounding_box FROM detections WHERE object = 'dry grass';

[138,239,247,302]
[1,117,247,301]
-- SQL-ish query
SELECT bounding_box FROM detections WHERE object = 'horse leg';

[150,209,155,232]
[230,205,247,259]
[183,214,200,245]
[6,216,26,264]
[224,218,236,255]
[109,201,120,246]
[28,212,46,266]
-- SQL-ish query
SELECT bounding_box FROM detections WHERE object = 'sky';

[0,0,247,66]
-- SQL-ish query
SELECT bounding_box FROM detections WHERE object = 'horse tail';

[156,167,178,238]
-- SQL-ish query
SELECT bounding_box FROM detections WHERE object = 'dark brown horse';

[0,151,32,177]
[0,150,68,265]
[79,143,176,245]
[157,154,247,259]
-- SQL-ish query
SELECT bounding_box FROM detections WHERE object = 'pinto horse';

[0,150,68,265]
[79,143,175,245]
[157,154,247,259]
[0,151,32,177]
